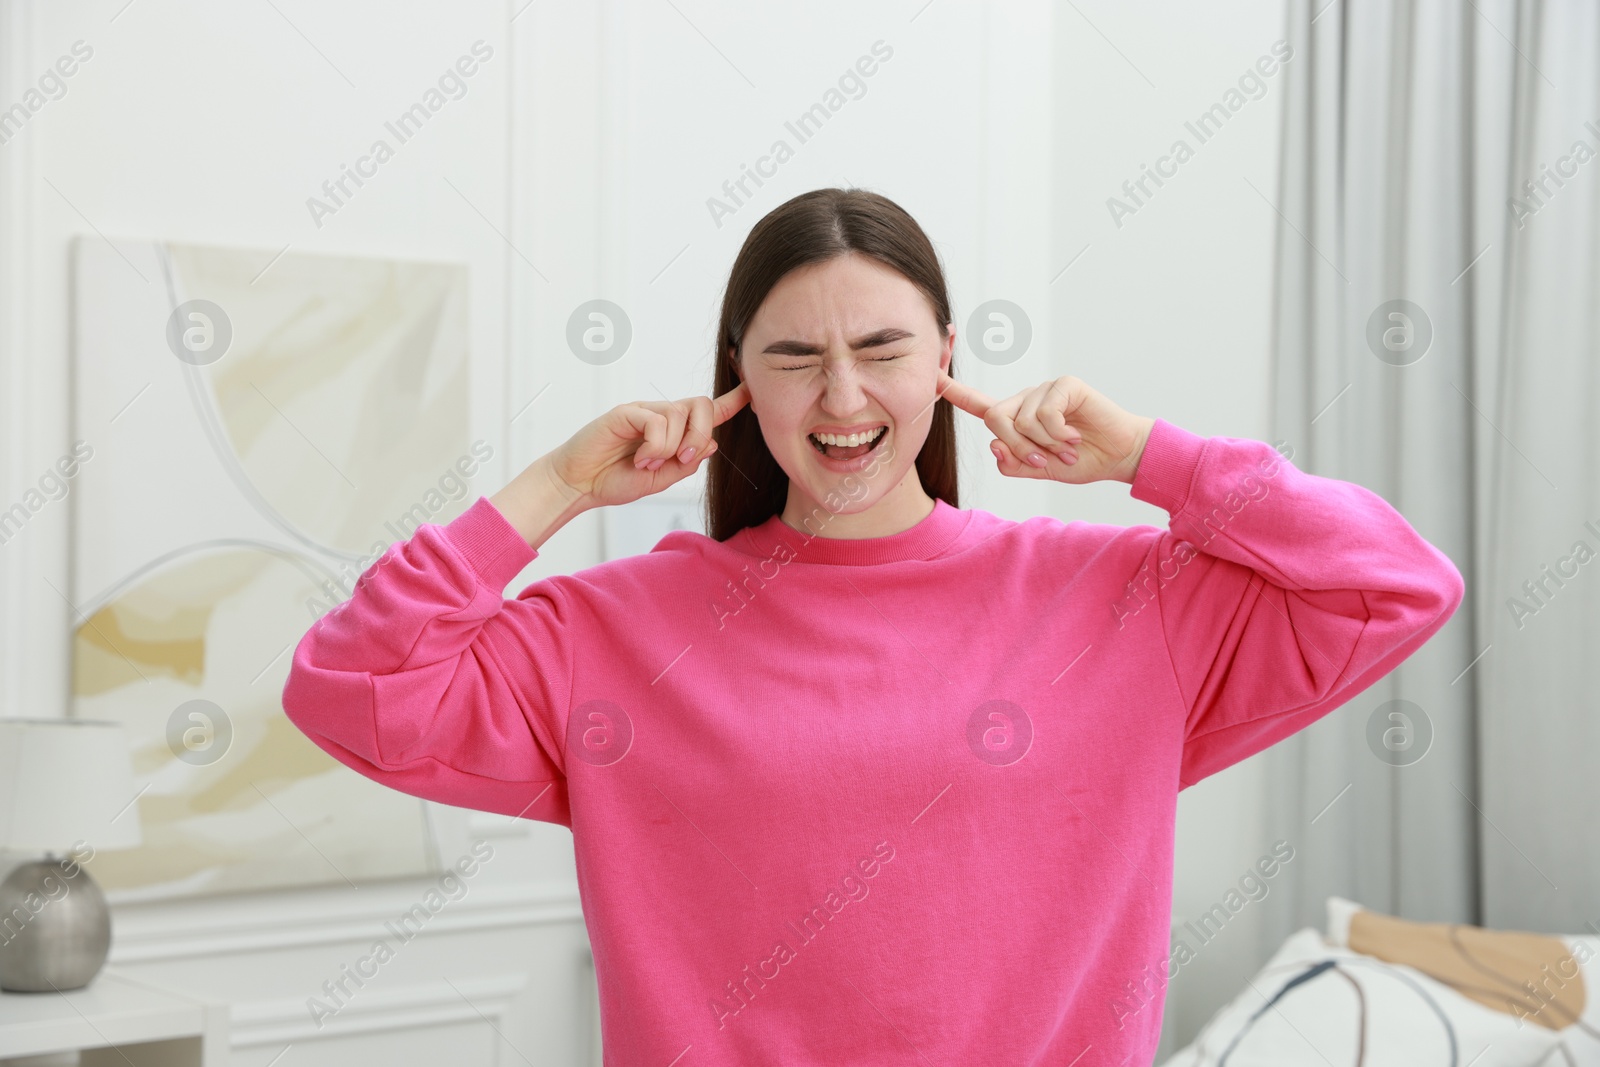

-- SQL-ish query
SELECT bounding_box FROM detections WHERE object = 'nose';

[818,356,871,414]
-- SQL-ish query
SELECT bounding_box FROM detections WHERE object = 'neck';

[779,465,937,540]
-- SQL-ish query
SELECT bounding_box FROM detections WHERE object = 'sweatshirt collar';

[733,497,970,566]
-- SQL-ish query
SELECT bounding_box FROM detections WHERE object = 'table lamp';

[0,718,143,993]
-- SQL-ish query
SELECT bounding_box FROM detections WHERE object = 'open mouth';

[807,425,888,461]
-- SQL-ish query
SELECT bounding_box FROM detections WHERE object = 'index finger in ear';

[937,369,995,419]
[677,395,716,459]
[712,380,751,425]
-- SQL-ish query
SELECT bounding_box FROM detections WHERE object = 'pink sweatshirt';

[282,417,1463,1065]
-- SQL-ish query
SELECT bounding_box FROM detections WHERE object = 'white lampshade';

[0,718,142,853]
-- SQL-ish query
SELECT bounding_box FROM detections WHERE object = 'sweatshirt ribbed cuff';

[441,496,539,591]
[1128,418,1208,515]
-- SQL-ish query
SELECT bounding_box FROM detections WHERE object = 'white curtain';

[1260,0,1599,952]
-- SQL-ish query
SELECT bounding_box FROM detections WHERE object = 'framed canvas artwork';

[69,238,474,901]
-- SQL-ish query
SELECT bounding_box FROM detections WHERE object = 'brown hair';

[704,188,959,542]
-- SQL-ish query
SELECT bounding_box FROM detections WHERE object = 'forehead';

[749,253,929,337]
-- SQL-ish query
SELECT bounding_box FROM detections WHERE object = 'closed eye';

[778,355,904,372]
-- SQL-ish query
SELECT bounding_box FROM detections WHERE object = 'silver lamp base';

[0,857,112,992]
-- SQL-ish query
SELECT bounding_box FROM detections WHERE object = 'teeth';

[810,426,885,447]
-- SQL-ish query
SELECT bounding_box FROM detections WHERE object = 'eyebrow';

[760,327,915,357]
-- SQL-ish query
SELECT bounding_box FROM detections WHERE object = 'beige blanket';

[1348,908,1587,1032]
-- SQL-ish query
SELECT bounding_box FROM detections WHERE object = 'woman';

[282,188,1464,1065]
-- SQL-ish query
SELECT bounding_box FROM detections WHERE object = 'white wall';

[0,0,1287,1060]
[1044,3,1290,1053]
[0,2,596,1063]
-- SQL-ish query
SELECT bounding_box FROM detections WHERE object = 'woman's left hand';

[936,369,1157,485]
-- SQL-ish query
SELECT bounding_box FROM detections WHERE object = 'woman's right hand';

[548,381,751,510]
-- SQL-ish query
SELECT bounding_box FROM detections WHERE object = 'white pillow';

[1156,926,1561,1066]
[1324,896,1600,1066]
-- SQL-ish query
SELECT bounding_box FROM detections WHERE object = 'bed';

[1157,897,1600,1066]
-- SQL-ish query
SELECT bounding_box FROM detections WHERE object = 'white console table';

[0,968,228,1066]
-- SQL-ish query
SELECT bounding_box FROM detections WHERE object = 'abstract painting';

[69,238,473,900]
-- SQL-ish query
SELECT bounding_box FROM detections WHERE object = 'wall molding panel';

[230,973,529,1049]
[109,880,583,965]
